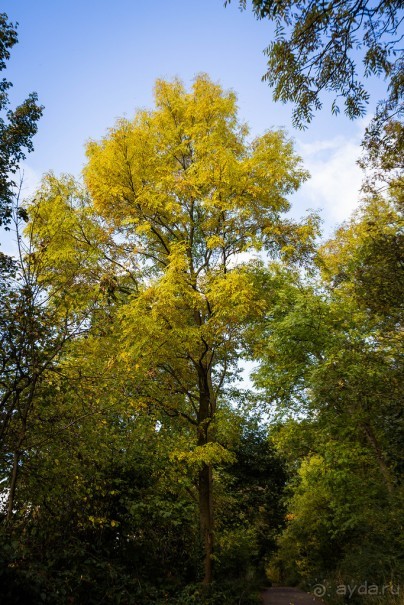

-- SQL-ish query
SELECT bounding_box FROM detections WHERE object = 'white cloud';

[297,135,364,226]
[291,113,376,232]
[301,138,363,223]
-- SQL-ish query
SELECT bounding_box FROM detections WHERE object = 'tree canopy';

[226,0,404,128]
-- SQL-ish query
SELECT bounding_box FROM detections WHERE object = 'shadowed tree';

[225,1,403,128]
[0,13,42,228]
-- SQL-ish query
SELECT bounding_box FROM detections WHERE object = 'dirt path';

[261,586,324,605]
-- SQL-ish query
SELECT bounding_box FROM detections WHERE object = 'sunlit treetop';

[84,74,317,277]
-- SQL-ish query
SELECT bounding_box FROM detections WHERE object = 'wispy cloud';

[295,120,370,231]
[299,137,362,223]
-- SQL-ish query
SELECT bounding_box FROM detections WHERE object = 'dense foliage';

[252,183,403,597]
[226,0,404,128]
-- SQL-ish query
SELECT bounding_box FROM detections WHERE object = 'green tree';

[0,13,42,227]
[226,0,403,128]
[252,189,403,589]
[0,188,93,522]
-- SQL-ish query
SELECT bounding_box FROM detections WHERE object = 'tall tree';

[68,75,318,584]
[0,186,92,522]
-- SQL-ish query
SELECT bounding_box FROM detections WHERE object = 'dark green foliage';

[226,1,403,128]
[0,415,200,604]
[271,418,404,592]
[218,427,287,578]
[0,13,43,227]
[158,580,261,604]
[0,394,280,604]
[0,248,83,522]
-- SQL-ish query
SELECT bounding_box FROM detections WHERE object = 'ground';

[262,587,324,605]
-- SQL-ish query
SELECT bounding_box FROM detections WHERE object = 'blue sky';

[2,0,389,235]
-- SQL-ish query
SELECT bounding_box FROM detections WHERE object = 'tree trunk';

[362,422,394,494]
[198,460,214,584]
[197,368,214,584]
[6,449,20,522]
